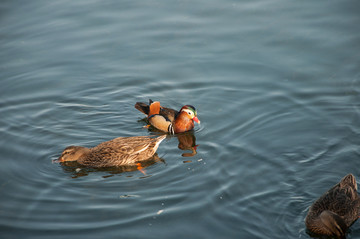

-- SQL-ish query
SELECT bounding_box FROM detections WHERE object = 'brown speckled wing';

[306,174,360,237]
[160,107,178,122]
[78,136,165,167]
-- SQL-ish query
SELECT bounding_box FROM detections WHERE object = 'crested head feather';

[179,105,200,125]
[181,105,197,114]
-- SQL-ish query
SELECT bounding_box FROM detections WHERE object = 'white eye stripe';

[182,109,194,116]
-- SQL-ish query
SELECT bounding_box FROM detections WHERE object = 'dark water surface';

[1,0,360,238]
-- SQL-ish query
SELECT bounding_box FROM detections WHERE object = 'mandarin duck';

[135,100,200,134]
[58,135,166,168]
[305,174,360,239]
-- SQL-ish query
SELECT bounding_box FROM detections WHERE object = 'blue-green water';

[1,0,360,238]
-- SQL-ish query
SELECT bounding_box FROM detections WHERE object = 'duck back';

[305,174,360,238]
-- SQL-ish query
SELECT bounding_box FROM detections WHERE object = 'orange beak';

[193,116,200,124]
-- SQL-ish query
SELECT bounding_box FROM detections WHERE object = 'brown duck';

[58,135,166,168]
[135,100,200,134]
[305,174,360,239]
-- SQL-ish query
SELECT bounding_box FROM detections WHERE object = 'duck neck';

[174,112,194,133]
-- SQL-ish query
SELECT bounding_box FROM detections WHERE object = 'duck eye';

[64,150,73,155]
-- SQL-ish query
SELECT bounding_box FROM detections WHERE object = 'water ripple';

[2,0,360,238]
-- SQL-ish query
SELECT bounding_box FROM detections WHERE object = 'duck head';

[58,146,90,162]
[180,105,200,124]
[340,173,357,191]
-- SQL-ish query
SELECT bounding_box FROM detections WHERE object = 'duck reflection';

[138,118,199,157]
[176,131,198,157]
[57,154,165,178]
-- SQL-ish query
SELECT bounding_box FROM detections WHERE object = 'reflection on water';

[137,117,199,157]
[176,132,198,157]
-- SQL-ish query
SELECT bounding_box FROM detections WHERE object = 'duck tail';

[135,102,150,115]
[153,135,167,150]
[156,134,167,143]
[148,101,161,117]
[134,99,157,116]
